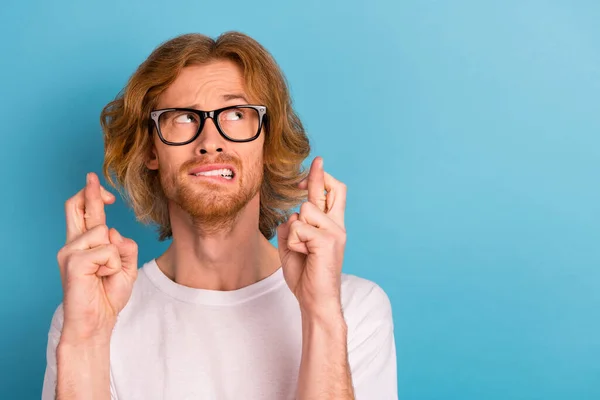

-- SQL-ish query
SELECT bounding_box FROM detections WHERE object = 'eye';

[173,113,198,124]
[222,108,245,121]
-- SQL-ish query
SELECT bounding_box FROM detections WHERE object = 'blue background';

[1,0,599,398]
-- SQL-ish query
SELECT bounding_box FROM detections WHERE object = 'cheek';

[157,148,187,175]
[254,137,265,162]
[247,144,264,170]
[238,145,264,182]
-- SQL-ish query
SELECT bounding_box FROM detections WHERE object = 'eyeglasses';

[149,105,267,146]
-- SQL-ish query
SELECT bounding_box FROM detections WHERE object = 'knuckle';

[56,246,68,265]
[64,198,73,212]
[107,243,119,256]
[93,224,109,237]
[106,244,121,262]
[63,251,80,272]
[300,202,313,214]
[290,220,302,231]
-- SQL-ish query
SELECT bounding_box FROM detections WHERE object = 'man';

[42,31,397,399]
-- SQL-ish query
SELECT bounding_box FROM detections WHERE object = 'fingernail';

[115,230,124,242]
[102,187,115,198]
[86,173,91,184]
[314,157,323,168]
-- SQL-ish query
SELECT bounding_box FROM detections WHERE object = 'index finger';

[307,157,326,212]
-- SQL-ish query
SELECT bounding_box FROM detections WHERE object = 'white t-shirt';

[42,259,397,399]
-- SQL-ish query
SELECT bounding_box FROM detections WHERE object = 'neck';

[156,194,281,291]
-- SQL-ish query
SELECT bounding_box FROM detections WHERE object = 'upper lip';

[189,164,236,176]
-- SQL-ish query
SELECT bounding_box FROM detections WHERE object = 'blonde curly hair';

[101,32,310,241]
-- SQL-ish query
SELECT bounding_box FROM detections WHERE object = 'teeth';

[194,168,233,179]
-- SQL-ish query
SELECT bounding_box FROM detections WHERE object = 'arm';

[278,159,396,398]
[296,282,398,400]
[277,158,356,399]
[41,306,115,400]
[297,308,355,399]
[56,338,112,400]
[44,173,137,399]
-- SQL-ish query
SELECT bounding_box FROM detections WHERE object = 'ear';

[146,146,159,170]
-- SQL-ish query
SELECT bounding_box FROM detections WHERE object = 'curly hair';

[101,32,310,241]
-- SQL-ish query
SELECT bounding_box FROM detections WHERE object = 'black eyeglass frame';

[149,104,267,146]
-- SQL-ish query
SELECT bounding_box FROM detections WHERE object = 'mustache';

[180,153,242,171]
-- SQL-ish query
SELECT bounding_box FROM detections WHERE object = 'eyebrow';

[180,93,250,110]
[222,93,249,103]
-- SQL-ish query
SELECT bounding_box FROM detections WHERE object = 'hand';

[277,157,348,317]
[56,172,138,345]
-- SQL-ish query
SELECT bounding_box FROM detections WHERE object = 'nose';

[194,117,227,155]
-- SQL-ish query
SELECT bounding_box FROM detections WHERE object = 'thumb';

[109,228,138,276]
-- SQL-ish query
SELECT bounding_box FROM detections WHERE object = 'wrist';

[59,325,114,348]
[300,295,344,318]
[56,338,110,355]
[301,305,347,336]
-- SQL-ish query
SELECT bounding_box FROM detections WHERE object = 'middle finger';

[65,175,115,243]
[84,172,109,231]
[307,157,326,212]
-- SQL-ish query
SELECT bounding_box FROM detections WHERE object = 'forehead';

[157,59,248,108]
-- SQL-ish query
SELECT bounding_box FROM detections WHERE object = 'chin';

[177,182,254,221]
[161,168,261,223]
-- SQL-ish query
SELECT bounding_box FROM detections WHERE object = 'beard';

[159,153,263,232]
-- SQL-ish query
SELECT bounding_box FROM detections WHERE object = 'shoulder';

[340,274,397,395]
[342,274,392,319]
[340,273,393,326]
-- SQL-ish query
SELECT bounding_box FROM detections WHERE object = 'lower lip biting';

[190,174,235,182]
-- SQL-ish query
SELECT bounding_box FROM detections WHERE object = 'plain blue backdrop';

[1,0,599,398]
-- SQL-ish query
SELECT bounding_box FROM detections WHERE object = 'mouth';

[192,168,234,180]
[188,164,237,183]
